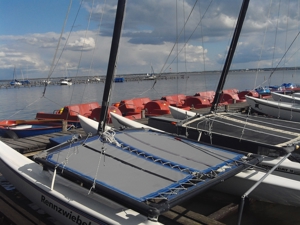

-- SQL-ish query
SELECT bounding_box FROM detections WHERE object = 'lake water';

[1,70,300,224]
[1,69,299,120]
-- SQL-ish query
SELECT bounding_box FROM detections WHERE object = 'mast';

[98,0,126,133]
[210,0,250,112]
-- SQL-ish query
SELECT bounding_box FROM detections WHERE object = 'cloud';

[66,37,96,51]
[1,0,300,80]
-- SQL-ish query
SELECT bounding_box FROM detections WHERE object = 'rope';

[89,144,106,195]
[101,129,121,147]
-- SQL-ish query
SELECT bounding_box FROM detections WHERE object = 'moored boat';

[0,119,71,139]
[60,77,72,85]
[246,95,300,122]
[0,2,264,224]
[109,111,300,207]
[272,92,300,104]
[35,102,101,126]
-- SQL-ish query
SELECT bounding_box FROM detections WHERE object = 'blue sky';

[1,0,300,80]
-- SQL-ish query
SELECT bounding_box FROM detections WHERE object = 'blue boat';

[114,77,125,82]
[0,120,70,139]
[255,86,271,95]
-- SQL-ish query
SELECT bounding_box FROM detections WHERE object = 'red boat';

[184,91,215,109]
[118,97,151,119]
[144,100,171,116]
[36,102,100,126]
[160,94,190,110]
[88,105,122,123]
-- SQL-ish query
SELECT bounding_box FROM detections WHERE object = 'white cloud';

[1,0,300,79]
[67,37,96,51]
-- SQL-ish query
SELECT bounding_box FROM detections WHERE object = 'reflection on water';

[0,70,299,121]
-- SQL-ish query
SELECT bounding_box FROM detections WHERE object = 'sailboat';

[60,63,73,85]
[106,111,300,207]
[0,1,263,224]
[148,0,300,158]
[246,95,300,122]
[10,67,22,86]
[76,0,300,210]
[244,91,300,122]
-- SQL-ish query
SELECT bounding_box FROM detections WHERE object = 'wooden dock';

[0,128,86,157]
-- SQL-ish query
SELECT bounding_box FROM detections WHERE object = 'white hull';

[214,167,300,206]
[169,106,196,119]
[110,113,163,132]
[108,111,300,206]
[272,92,300,104]
[60,81,72,85]
[0,141,162,225]
[78,114,161,135]
[246,95,300,122]
[78,115,112,135]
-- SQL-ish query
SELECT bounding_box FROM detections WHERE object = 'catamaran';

[0,1,264,224]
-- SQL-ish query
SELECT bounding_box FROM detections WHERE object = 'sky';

[1,0,300,80]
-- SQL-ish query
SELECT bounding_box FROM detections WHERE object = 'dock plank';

[1,128,87,154]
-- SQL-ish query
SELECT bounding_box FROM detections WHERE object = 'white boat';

[0,141,162,225]
[92,77,101,82]
[0,1,263,224]
[42,80,51,85]
[246,95,300,122]
[167,105,300,155]
[272,92,300,104]
[169,105,196,120]
[77,115,112,135]
[60,78,72,85]
[108,111,300,207]
[143,73,156,80]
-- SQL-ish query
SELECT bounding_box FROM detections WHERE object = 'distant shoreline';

[0,67,299,83]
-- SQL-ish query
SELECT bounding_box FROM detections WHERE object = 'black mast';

[98,0,126,133]
[210,0,250,112]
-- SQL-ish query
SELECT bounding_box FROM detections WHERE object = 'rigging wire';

[69,0,96,106]
[42,0,73,97]
[153,0,213,90]
[199,1,207,92]
[81,0,108,104]
[282,0,291,84]
[271,0,281,68]
[264,31,300,85]
[253,0,273,90]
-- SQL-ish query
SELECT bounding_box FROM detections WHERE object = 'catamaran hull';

[246,95,300,122]
[272,92,300,104]
[214,169,300,206]
[109,112,300,207]
[0,141,162,225]
[169,106,196,120]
